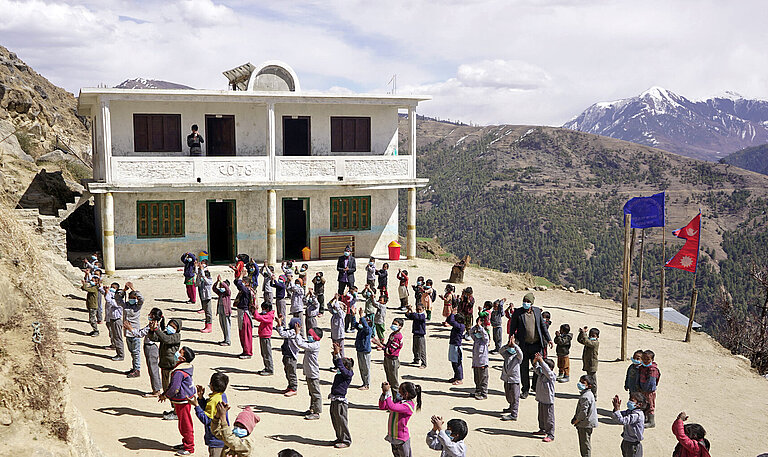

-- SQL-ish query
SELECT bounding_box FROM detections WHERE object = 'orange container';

[301,246,311,261]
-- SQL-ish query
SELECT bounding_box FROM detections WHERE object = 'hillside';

[564,87,768,161]
[400,118,768,333]
[720,143,768,175]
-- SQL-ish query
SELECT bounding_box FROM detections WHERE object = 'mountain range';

[114,78,193,89]
[564,86,768,162]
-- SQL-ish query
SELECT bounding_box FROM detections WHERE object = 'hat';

[523,292,535,304]
[234,407,260,433]
[288,317,302,329]
[308,327,324,341]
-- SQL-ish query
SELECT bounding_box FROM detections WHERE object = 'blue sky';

[2,0,767,125]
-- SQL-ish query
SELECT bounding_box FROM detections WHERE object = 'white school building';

[77,61,429,273]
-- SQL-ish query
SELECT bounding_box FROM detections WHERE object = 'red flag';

[665,213,701,273]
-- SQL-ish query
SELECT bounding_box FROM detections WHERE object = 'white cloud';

[457,60,550,90]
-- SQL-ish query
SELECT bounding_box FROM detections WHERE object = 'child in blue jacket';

[190,372,230,457]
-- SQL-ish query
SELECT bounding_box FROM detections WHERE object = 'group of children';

[78,252,710,457]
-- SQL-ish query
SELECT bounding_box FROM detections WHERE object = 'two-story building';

[77,61,429,273]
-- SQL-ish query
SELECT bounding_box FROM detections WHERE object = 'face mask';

[390,325,399,332]
[369,262,374,266]
[344,252,350,257]
[166,327,177,335]
[417,281,423,286]
[89,281,96,287]
[307,336,315,343]
[91,256,97,261]
[641,361,651,367]
[109,288,116,293]
[631,358,642,365]
[506,347,517,356]
[128,298,137,305]
[232,427,248,438]
[174,350,181,361]
[474,332,483,339]
[352,292,357,297]
[576,382,587,392]
[445,429,452,438]
[589,337,597,341]
[358,324,364,330]
[522,302,531,310]
[626,401,637,410]
[219,287,226,293]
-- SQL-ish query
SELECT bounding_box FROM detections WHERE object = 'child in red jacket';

[252,302,275,376]
[672,412,710,457]
[639,350,661,428]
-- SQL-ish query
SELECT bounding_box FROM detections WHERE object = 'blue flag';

[623,192,665,228]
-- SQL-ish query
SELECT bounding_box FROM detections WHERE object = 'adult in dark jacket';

[509,293,552,398]
[336,245,357,294]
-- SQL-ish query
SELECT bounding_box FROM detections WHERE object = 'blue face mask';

[642,361,651,367]
[128,298,137,305]
[631,358,642,365]
[358,324,364,330]
[89,281,96,287]
[91,256,97,261]
[109,288,116,293]
[219,287,226,293]
[344,251,350,257]
[626,401,637,410]
[576,382,587,392]
[522,302,532,310]
[589,337,597,341]
[474,332,483,339]
[307,336,315,343]
[506,347,517,356]
[232,427,248,438]
[174,350,181,361]
[369,262,374,266]
[390,325,399,331]
[445,429,452,438]
[166,326,176,335]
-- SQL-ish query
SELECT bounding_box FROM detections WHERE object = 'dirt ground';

[60,259,768,457]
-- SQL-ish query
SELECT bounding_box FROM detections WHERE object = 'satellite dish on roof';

[223,61,300,92]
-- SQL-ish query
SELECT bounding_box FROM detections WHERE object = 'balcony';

[108,155,414,186]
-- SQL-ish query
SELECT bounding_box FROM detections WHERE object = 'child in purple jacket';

[159,346,196,455]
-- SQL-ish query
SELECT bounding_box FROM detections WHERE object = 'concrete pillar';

[408,106,416,178]
[100,100,112,183]
[267,189,277,266]
[406,187,416,259]
[267,102,276,181]
[103,192,116,274]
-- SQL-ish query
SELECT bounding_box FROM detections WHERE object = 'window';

[330,117,371,152]
[330,196,371,231]
[133,114,182,152]
[137,200,185,238]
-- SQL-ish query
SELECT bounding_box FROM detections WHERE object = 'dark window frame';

[330,196,371,232]
[133,114,182,152]
[330,116,371,153]
[136,200,185,238]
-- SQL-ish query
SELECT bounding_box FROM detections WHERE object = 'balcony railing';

[108,155,413,185]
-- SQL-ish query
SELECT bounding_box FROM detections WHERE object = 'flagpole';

[621,213,631,361]
[629,227,636,310]
[659,228,666,334]
[684,271,698,342]
[636,228,645,317]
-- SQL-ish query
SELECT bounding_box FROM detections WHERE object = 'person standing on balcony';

[187,124,204,156]
[337,245,356,295]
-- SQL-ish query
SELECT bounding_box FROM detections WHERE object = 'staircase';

[14,190,92,258]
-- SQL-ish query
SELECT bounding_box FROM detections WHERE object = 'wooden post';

[685,273,698,342]
[659,228,666,333]
[636,228,645,317]
[628,227,636,309]
[621,213,631,361]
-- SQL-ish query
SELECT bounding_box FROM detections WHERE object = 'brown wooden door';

[205,115,236,156]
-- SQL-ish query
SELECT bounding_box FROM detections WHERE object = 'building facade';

[77,61,429,272]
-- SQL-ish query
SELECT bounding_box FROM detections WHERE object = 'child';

[478,301,492,332]
[271,274,287,319]
[312,272,325,314]
[104,282,124,360]
[533,353,557,443]
[489,299,504,353]
[293,322,323,420]
[423,279,436,320]
[378,381,422,457]
[289,279,306,337]
[375,318,404,391]
[577,327,600,400]
[118,282,145,377]
[470,316,490,400]
[397,269,409,310]
[329,294,346,359]
[211,402,261,456]
[141,308,164,397]
[672,412,711,457]
[196,266,214,332]
[351,308,372,390]
[343,287,358,333]
[612,392,647,457]
[624,350,644,394]
[554,324,573,383]
[149,318,181,420]
[252,302,275,376]
[446,310,465,385]
[572,375,598,457]
[458,288,475,339]
[374,295,388,341]
[81,277,100,336]
[191,372,230,457]
[439,285,456,326]
[295,263,309,286]
[366,257,377,289]
[159,346,196,456]
[376,263,389,303]
[276,317,301,397]
[363,283,377,321]
[213,276,232,346]
[639,349,661,428]
[412,276,425,309]
[329,342,355,448]
[181,252,197,304]
[499,336,523,421]
[305,290,320,330]
[405,304,427,369]
[541,311,552,329]
[426,416,467,457]
[261,263,275,306]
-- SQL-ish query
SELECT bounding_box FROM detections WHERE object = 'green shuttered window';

[137,200,185,238]
[330,196,371,231]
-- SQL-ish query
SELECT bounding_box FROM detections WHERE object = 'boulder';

[37,149,77,163]
[576,288,589,294]
[0,118,34,162]
[568,286,576,293]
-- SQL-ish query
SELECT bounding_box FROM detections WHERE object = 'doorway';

[207,199,237,263]
[283,116,311,156]
[205,115,236,156]
[282,197,309,260]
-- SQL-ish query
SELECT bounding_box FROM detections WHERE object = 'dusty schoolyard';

[60,259,768,456]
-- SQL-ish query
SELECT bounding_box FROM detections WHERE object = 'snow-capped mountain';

[564,86,768,161]
[115,78,193,90]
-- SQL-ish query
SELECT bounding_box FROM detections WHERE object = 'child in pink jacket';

[252,302,275,376]
[378,381,422,457]
[672,412,711,457]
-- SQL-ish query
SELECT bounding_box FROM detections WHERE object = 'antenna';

[387,74,397,94]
